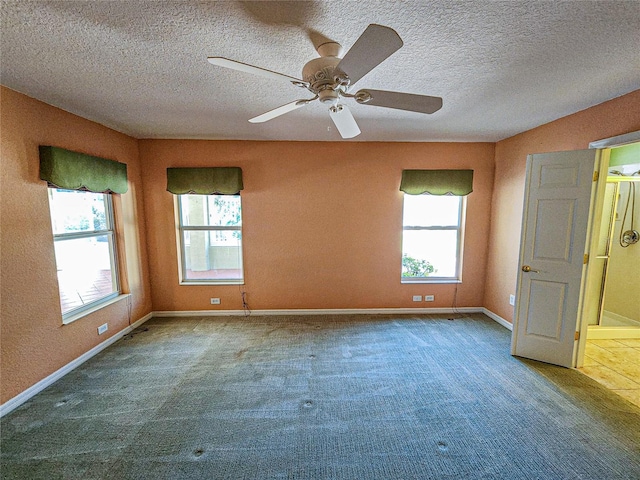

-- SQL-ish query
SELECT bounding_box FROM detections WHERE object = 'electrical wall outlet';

[509,294,515,306]
[424,295,435,302]
[210,298,221,305]
[412,295,422,302]
[97,323,108,335]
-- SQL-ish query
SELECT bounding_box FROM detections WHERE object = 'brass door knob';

[521,265,540,273]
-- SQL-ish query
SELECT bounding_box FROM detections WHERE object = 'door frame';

[513,130,640,368]
[574,149,610,368]
[578,131,640,364]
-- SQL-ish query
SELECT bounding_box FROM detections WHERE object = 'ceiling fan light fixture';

[319,89,339,105]
[328,103,360,139]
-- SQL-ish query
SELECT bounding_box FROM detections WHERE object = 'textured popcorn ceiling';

[1,1,639,142]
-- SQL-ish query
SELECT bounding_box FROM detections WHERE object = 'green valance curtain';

[166,167,244,195]
[400,169,474,196]
[39,146,128,194]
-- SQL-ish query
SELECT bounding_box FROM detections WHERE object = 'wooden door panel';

[512,149,599,367]
[538,163,580,188]
[525,280,567,340]
[532,199,576,262]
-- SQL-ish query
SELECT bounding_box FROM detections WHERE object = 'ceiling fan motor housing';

[302,56,344,103]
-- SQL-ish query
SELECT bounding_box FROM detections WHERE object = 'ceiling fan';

[208,24,442,139]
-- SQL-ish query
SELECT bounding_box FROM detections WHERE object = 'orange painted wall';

[484,90,640,323]
[5,82,637,407]
[0,87,152,403]
[139,140,495,312]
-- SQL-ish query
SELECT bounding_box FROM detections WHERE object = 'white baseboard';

[153,307,484,317]
[586,326,640,339]
[601,310,640,328]
[0,313,153,418]
[155,307,513,332]
[482,308,513,331]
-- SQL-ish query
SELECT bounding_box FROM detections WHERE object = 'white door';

[511,150,602,367]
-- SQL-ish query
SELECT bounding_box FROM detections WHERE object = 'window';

[48,189,120,319]
[401,194,465,282]
[177,194,243,284]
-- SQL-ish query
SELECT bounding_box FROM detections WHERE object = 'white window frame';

[48,189,121,323]
[176,194,244,285]
[401,194,466,283]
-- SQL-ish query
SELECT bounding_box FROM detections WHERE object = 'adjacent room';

[1,2,639,479]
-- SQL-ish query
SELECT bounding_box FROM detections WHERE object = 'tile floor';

[580,338,640,408]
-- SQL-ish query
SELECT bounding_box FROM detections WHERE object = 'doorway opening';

[510,135,639,372]
[587,142,640,340]
[579,141,640,407]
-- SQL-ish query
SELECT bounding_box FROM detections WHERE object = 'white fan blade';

[335,24,403,86]
[249,99,310,123]
[355,89,443,114]
[329,104,361,139]
[208,57,308,87]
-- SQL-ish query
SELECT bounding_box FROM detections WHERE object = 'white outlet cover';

[210,298,221,305]
[424,295,434,302]
[509,295,516,306]
[412,295,422,302]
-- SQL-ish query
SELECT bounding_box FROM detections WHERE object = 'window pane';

[402,230,458,278]
[53,235,117,314]
[182,230,243,281]
[48,189,108,234]
[403,194,460,227]
[180,195,242,227]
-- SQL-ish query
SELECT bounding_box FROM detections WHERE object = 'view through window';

[401,194,464,281]
[177,194,243,283]
[48,189,119,318]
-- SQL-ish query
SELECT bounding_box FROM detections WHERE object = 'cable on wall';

[448,283,462,320]
[239,286,251,317]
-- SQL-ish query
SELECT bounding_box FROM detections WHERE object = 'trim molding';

[1,307,513,417]
[600,310,640,328]
[587,326,640,340]
[63,293,130,325]
[154,307,512,331]
[0,313,153,418]
[153,307,484,317]
[589,130,640,149]
[482,308,513,331]
[153,307,513,331]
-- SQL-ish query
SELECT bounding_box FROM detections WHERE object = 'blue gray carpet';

[2,313,639,479]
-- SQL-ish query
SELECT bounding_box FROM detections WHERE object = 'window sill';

[179,280,244,286]
[401,279,462,284]
[62,293,130,325]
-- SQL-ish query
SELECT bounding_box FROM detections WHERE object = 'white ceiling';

[1,1,639,142]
